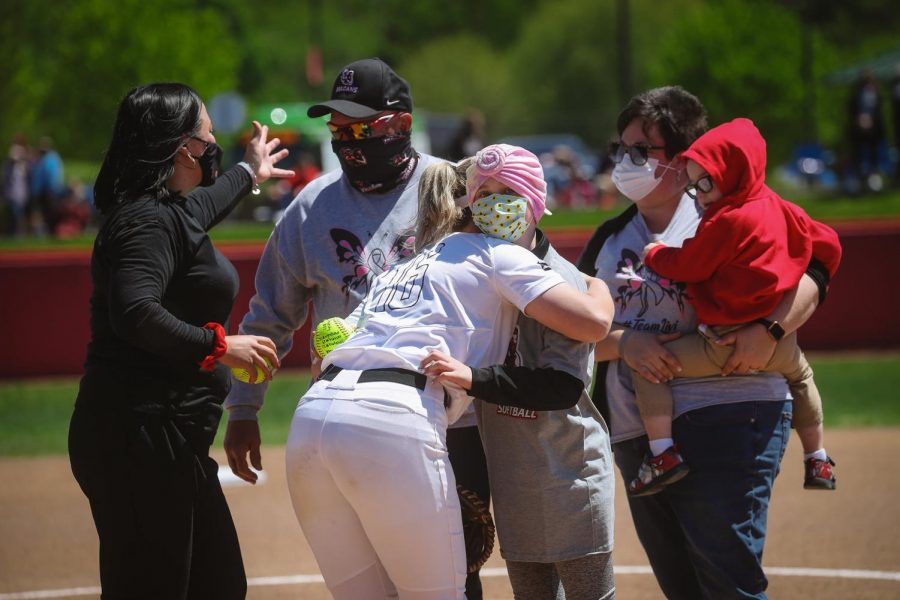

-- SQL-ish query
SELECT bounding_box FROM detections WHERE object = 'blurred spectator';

[544,144,599,209]
[847,69,886,192]
[2,135,30,236]
[891,63,900,185]
[285,152,321,201]
[247,153,324,224]
[53,177,93,239]
[29,136,65,234]
[593,149,618,210]
[447,109,486,161]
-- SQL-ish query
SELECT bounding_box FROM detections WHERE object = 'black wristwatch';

[755,318,785,342]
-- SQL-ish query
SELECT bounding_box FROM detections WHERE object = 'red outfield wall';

[2,220,897,379]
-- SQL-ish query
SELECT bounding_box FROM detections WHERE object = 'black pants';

[69,402,246,600]
[447,424,489,600]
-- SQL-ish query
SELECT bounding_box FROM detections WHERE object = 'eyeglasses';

[685,174,714,199]
[608,141,665,167]
[326,113,397,141]
[187,136,212,152]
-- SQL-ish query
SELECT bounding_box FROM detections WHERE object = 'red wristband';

[200,322,227,371]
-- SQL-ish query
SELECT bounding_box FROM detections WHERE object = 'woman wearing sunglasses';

[632,117,841,495]
[578,87,833,599]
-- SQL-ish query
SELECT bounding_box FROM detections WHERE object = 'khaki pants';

[632,326,823,430]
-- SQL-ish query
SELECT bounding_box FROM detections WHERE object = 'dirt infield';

[1,428,898,599]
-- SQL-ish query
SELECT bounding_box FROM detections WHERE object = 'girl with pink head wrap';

[466,144,551,242]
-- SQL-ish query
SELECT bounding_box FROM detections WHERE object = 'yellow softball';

[314,317,356,358]
[231,358,272,384]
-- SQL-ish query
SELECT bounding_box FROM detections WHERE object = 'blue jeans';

[614,400,792,600]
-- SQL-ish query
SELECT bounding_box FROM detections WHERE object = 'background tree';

[1,0,240,160]
[398,35,512,140]
[3,0,898,168]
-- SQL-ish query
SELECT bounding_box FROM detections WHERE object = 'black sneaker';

[804,456,836,490]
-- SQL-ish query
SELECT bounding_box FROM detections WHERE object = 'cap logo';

[334,69,359,95]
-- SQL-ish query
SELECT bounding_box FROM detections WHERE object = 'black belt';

[319,365,427,391]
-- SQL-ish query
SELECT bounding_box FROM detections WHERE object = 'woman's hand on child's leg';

[714,323,776,375]
[622,331,683,383]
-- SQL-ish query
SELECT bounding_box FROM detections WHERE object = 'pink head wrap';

[466,144,550,221]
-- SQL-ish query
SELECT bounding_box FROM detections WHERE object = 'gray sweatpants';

[506,552,615,600]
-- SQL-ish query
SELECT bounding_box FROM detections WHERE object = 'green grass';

[788,188,900,222]
[2,352,899,457]
[0,372,313,457]
[805,353,900,426]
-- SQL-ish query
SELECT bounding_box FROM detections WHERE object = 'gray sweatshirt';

[225,154,442,419]
[474,235,614,561]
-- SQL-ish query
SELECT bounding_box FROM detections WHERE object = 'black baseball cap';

[307,58,413,119]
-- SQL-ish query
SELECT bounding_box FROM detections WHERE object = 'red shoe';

[804,456,836,490]
[628,445,690,497]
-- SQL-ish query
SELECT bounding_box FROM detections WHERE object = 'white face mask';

[611,154,677,201]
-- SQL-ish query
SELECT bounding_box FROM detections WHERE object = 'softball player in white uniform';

[285,226,611,599]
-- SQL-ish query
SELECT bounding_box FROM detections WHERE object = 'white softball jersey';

[317,231,566,421]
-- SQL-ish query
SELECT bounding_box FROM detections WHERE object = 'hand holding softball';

[231,357,274,384]
[221,334,279,384]
[313,317,356,359]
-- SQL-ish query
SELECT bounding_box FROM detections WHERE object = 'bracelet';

[237,161,261,196]
[200,322,228,371]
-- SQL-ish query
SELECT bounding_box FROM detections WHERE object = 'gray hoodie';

[226,154,442,419]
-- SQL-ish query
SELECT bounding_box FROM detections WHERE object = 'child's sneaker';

[628,445,690,497]
[804,456,836,490]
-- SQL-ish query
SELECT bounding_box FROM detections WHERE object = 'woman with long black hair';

[68,82,292,599]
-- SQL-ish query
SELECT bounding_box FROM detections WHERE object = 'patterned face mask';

[471,193,529,242]
[331,133,416,193]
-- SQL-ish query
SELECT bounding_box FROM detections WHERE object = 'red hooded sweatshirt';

[644,118,842,325]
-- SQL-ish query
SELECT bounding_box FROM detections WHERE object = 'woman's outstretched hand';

[242,120,295,184]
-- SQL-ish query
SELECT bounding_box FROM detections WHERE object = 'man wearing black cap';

[223,58,488,598]
[307,57,419,194]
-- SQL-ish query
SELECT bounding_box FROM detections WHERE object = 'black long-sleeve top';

[469,365,583,411]
[78,167,252,425]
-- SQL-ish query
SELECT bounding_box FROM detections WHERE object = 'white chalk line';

[1,566,898,599]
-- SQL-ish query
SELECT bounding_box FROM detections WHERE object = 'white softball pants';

[286,386,467,600]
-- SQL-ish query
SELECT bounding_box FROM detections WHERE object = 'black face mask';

[332,134,417,194]
[188,142,224,187]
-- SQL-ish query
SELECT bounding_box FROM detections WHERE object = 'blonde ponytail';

[415,159,471,251]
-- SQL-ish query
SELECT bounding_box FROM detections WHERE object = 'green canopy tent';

[245,102,330,142]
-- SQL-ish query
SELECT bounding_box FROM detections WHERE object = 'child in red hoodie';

[627,118,842,497]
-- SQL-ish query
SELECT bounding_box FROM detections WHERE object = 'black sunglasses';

[685,174,714,199]
[608,141,665,166]
[188,136,211,151]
